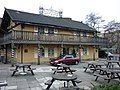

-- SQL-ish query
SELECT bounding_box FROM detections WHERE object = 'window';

[38,26,44,34]
[74,31,80,36]
[83,32,87,37]
[34,26,38,35]
[24,49,28,53]
[48,48,54,57]
[39,48,45,57]
[34,47,45,58]
[48,27,54,35]
[83,48,87,55]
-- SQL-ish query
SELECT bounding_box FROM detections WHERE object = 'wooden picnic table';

[84,61,105,73]
[11,63,35,76]
[106,60,120,68]
[52,64,76,74]
[45,73,80,90]
[94,67,120,83]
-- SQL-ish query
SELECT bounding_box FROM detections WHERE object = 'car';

[50,54,80,65]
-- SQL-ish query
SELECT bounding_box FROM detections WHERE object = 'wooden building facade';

[0,8,108,64]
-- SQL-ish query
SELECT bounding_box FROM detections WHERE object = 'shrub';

[91,83,120,90]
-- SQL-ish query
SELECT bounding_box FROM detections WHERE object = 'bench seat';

[94,73,110,80]
[94,73,111,83]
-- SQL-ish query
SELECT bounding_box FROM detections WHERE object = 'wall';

[9,23,98,63]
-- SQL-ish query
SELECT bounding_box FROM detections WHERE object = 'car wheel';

[75,61,79,65]
[59,62,64,64]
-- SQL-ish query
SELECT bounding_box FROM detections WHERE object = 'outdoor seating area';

[0,60,120,90]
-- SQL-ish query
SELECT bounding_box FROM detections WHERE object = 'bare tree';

[85,13,105,30]
[104,20,120,32]
[104,20,120,53]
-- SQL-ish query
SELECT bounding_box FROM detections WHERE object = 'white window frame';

[82,48,88,56]
[48,48,54,57]
[34,47,45,58]
[34,26,38,35]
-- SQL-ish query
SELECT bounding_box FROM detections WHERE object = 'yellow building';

[0,8,108,64]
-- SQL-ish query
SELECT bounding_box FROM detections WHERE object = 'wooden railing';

[0,30,108,44]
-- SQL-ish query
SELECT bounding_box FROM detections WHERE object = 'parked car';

[50,54,80,65]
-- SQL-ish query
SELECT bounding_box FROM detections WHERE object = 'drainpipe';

[60,34,64,55]
[93,46,95,61]
[21,24,24,63]
[38,44,40,65]
[4,45,7,64]
[79,45,82,62]
[79,34,81,62]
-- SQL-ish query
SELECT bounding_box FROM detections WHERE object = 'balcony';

[0,30,108,45]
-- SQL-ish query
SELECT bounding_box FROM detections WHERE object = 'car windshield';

[57,55,65,59]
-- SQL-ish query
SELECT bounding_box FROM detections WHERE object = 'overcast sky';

[0,0,120,24]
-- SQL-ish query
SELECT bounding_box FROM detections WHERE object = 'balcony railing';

[0,30,108,45]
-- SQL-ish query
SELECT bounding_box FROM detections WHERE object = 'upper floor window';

[48,27,54,35]
[34,26,38,35]
[83,32,87,37]
[74,31,80,36]
[38,26,44,34]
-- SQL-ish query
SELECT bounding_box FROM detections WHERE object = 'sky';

[0,0,120,25]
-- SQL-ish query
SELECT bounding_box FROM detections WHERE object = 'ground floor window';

[63,47,69,55]
[48,48,54,57]
[34,47,45,58]
[40,48,45,57]
[82,48,89,55]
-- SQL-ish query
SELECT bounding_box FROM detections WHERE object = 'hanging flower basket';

[12,45,17,50]
[38,45,44,49]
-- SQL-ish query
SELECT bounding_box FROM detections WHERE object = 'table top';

[97,67,120,73]
[52,73,77,81]
[15,63,31,67]
[107,60,120,63]
[57,64,70,68]
[87,61,105,66]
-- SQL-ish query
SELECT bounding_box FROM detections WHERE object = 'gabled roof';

[2,8,96,32]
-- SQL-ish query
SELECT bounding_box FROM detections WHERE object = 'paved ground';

[0,61,119,90]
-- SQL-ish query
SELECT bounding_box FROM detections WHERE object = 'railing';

[0,30,108,44]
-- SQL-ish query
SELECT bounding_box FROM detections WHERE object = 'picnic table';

[11,63,35,76]
[106,60,120,68]
[83,61,105,73]
[52,64,76,74]
[45,73,81,90]
[94,67,120,83]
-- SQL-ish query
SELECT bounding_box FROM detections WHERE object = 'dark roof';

[5,8,96,32]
